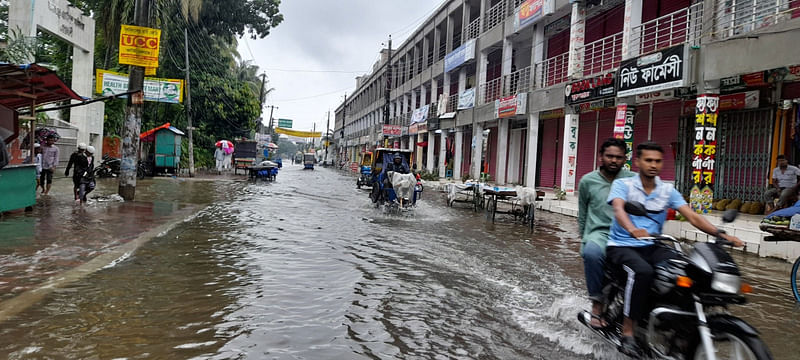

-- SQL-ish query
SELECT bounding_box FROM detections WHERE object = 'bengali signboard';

[612,104,635,170]
[617,44,688,97]
[119,25,161,68]
[689,95,720,214]
[563,115,579,193]
[410,104,430,125]
[457,88,475,110]
[565,72,616,105]
[513,0,551,32]
[444,39,476,73]
[96,69,183,103]
[382,124,402,137]
[494,93,528,118]
[682,90,759,113]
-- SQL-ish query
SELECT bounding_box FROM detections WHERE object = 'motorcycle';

[578,202,772,360]
[93,155,121,178]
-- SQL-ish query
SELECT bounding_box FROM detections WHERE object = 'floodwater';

[0,166,798,359]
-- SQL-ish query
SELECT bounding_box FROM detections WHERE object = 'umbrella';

[216,140,234,155]
[266,142,279,149]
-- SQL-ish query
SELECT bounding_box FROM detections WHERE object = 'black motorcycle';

[93,155,121,178]
[578,202,772,360]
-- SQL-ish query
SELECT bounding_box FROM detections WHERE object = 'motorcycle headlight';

[711,272,741,294]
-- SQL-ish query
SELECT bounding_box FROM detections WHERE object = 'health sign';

[119,25,161,68]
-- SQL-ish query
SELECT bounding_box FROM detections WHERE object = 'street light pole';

[184,27,195,177]
[118,0,150,200]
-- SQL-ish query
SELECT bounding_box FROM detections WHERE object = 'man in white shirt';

[765,155,800,211]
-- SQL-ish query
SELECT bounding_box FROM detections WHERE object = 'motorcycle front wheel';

[691,324,773,360]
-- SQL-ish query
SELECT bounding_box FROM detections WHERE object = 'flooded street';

[0,166,799,359]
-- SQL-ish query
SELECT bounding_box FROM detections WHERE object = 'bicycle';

[760,223,800,302]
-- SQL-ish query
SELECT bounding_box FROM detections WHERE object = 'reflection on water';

[0,167,797,359]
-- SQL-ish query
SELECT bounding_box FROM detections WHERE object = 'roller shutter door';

[650,101,682,181]
[576,113,597,185]
[538,118,563,188]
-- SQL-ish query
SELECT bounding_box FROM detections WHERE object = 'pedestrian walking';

[65,143,87,201]
[78,146,96,204]
[34,143,43,193]
[223,151,233,171]
[214,145,225,173]
[40,135,60,195]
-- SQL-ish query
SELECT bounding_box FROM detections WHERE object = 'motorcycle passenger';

[577,138,634,329]
[65,143,88,202]
[606,141,743,356]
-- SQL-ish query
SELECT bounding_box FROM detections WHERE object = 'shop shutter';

[487,126,498,179]
[576,113,597,185]
[783,82,800,100]
[630,104,652,173]
[643,0,692,22]
[650,101,682,181]
[547,29,569,58]
[539,118,563,188]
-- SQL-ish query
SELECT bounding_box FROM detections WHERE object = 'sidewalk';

[423,178,800,262]
[0,175,242,320]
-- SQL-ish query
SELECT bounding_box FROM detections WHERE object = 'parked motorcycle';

[93,155,121,178]
[578,202,772,359]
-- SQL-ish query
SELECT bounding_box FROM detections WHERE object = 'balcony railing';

[509,0,526,13]
[438,42,446,61]
[465,18,481,41]
[581,32,623,76]
[446,93,459,113]
[502,66,533,96]
[536,52,569,88]
[484,0,508,32]
[713,0,800,40]
[632,2,703,55]
[452,32,462,49]
[478,77,503,105]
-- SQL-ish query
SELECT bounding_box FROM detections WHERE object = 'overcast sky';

[238,0,446,133]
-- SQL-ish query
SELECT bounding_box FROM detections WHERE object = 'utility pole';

[384,35,392,125]
[118,0,150,200]
[266,105,278,143]
[325,110,330,164]
[258,73,267,135]
[184,28,195,177]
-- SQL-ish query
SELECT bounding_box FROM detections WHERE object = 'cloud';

[239,0,445,132]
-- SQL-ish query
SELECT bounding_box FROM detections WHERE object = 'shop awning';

[0,63,85,110]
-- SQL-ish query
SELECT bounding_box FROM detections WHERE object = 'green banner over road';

[277,119,293,128]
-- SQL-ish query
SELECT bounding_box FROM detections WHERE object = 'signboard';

[278,119,293,129]
[274,127,321,138]
[457,88,475,110]
[563,115,579,193]
[494,93,527,118]
[565,72,616,105]
[119,25,161,68]
[574,98,614,113]
[410,104,430,124]
[539,108,564,120]
[682,90,759,114]
[513,0,549,32]
[689,95,719,214]
[635,89,676,103]
[617,44,687,97]
[444,39,476,73]
[96,69,183,103]
[437,94,447,116]
[382,124,401,137]
[612,104,635,169]
[409,123,419,135]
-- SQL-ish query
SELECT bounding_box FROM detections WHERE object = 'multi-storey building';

[335,0,800,202]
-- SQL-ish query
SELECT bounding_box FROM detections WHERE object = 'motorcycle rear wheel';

[691,325,773,360]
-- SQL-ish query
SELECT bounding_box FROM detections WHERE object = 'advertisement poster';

[119,25,161,68]
[613,105,635,169]
[96,69,183,103]
[689,94,720,214]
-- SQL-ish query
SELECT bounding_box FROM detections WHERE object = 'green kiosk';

[139,123,185,175]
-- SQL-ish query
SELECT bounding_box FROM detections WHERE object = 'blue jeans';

[583,241,605,301]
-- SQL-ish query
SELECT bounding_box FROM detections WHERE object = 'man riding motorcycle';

[605,141,743,356]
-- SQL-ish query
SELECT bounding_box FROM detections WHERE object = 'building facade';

[335,0,800,202]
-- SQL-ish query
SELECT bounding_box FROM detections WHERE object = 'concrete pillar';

[495,118,509,185]
[439,130,447,177]
[422,36,430,70]
[479,0,487,33]
[622,0,644,60]
[420,86,427,106]
[446,12,455,53]
[434,24,442,61]
[477,51,489,87]
[560,114,580,194]
[415,134,424,170]
[459,67,468,93]
[525,113,540,187]
[531,24,545,83]
[411,89,417,112]
[502,38,514,75]
[508,130,522,184]
[454,128,463,180]
[443,71,452,97]
[567,3,586,78]
[471,123,484,180]
[462,0,472,35]
[431,78,439,102]
[426,133,436,173]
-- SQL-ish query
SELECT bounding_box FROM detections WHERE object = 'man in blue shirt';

[606,142,743,356]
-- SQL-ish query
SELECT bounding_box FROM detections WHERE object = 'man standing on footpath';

[577,138,634,329]
[764,154,800,212]
[40,135,60,195]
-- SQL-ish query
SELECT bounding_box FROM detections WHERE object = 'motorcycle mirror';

[722,209,739,223]
[624,202,648,216]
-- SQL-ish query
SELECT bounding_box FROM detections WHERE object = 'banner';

[96,69,183,103]
[513,0,547,32]
[565,72,616,105]
[617,44,688,97]
[274,127,322,138]
[612,104,635,169]
[689,94,719,214]
[457,88,475,110]
[494,93,527,118]
[410,104,430,124]
[382,125,401,137]
[436,94,447,116]
[444,39,476,73]
[119,25,161,68]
